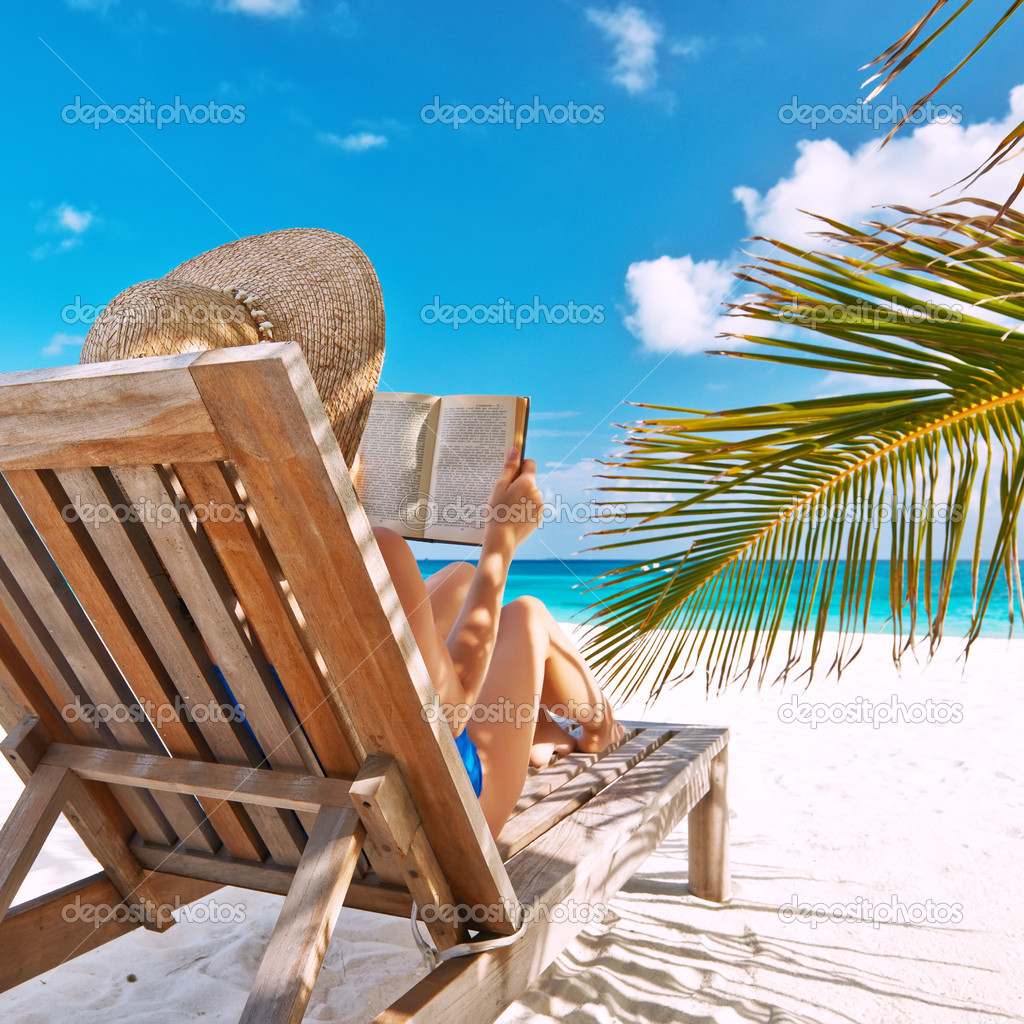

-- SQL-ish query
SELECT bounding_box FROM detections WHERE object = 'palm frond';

[582,201,1024,702]
[861,0,1024,213]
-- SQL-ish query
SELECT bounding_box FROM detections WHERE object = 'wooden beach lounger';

[0,342,730,1024]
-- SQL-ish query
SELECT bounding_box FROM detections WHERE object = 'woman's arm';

[364,449,542,727]
[444,448,542,708]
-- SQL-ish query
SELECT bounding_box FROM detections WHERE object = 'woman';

[358,447,624,837]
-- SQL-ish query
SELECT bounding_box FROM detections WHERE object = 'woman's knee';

[373,526,409,569]
[372,527,422,603]
[438,560,474,587]
[500,595,550,643]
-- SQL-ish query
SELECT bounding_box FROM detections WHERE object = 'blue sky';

[5,0,1023,560]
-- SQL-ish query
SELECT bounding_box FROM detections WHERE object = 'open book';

[355,392,530,545]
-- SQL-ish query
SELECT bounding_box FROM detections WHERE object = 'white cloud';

[537,458,606,501]
[32,203,96,259]
[223,0,301,16]
[318,131,388,152]
[57,204,93,233]
[623,254,737,354]
[42,333,85,358]
[670,36,706,58]
[586,5,662,95]
[734,86,1024,242]
[622,84,1024,354]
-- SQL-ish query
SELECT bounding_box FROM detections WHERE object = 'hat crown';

[81,279,262,363]
[81,228,385,464]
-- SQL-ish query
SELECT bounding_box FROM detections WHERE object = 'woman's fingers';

[497,447,521,487]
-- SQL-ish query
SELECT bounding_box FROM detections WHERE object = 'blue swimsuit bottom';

[453,728,484,797]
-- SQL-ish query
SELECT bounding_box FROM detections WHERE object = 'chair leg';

[238,806,365,1024]
[687,747,730,902]
[0,763,73,919]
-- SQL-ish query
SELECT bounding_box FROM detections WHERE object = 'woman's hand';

[483,448,543,554]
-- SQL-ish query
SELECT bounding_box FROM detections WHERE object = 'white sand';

[1,630,1021,1024]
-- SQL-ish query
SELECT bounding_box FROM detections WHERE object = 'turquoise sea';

[417,559,1024,639]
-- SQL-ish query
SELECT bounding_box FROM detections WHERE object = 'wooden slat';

[172,460,362,778]
[0,763,73,918]
[110,463,323,837]
[0,661,137,856]
[42,744,353,812]
[0,552,176,844]
[4,467,265,858]
[112,464,321,775]
[0,352,226,471]
[509,727,729,902]
[172,460,401,882]
[55,467,304,867]
[239,806,364,1024]
[189,343,519,932]
[496,728,673,859]
[350,755,465,951]
[509,726,642,815]
[131,841,295,895]
[0,609,81,745]
[0,670,30,733]
[0,870,219,993]
[0,476,216,850]
[375,727,729,1024]
[129,841,413,917]
[1,716,180,933]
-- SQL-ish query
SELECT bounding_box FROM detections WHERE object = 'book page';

[355,392,439,538]
[424,395,522,544]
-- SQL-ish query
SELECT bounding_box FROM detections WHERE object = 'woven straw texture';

[81,228,385,464]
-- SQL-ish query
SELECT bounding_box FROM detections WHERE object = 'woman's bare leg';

[424,561,474,639]
[426,566,581,764]
[528,708,578,767]
[372,529,623,836]
[470,596,624,835]
[371,528,463,707]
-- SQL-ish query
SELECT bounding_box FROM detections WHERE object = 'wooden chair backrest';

[0,343,517,926]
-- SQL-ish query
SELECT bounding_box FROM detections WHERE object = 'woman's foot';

[529,707,578,767]
[577,699,625,754]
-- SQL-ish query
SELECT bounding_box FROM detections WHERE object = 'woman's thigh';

[424,561,474,639]
[467,597,548,835]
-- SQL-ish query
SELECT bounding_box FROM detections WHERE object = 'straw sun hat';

[81,228,385,463]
